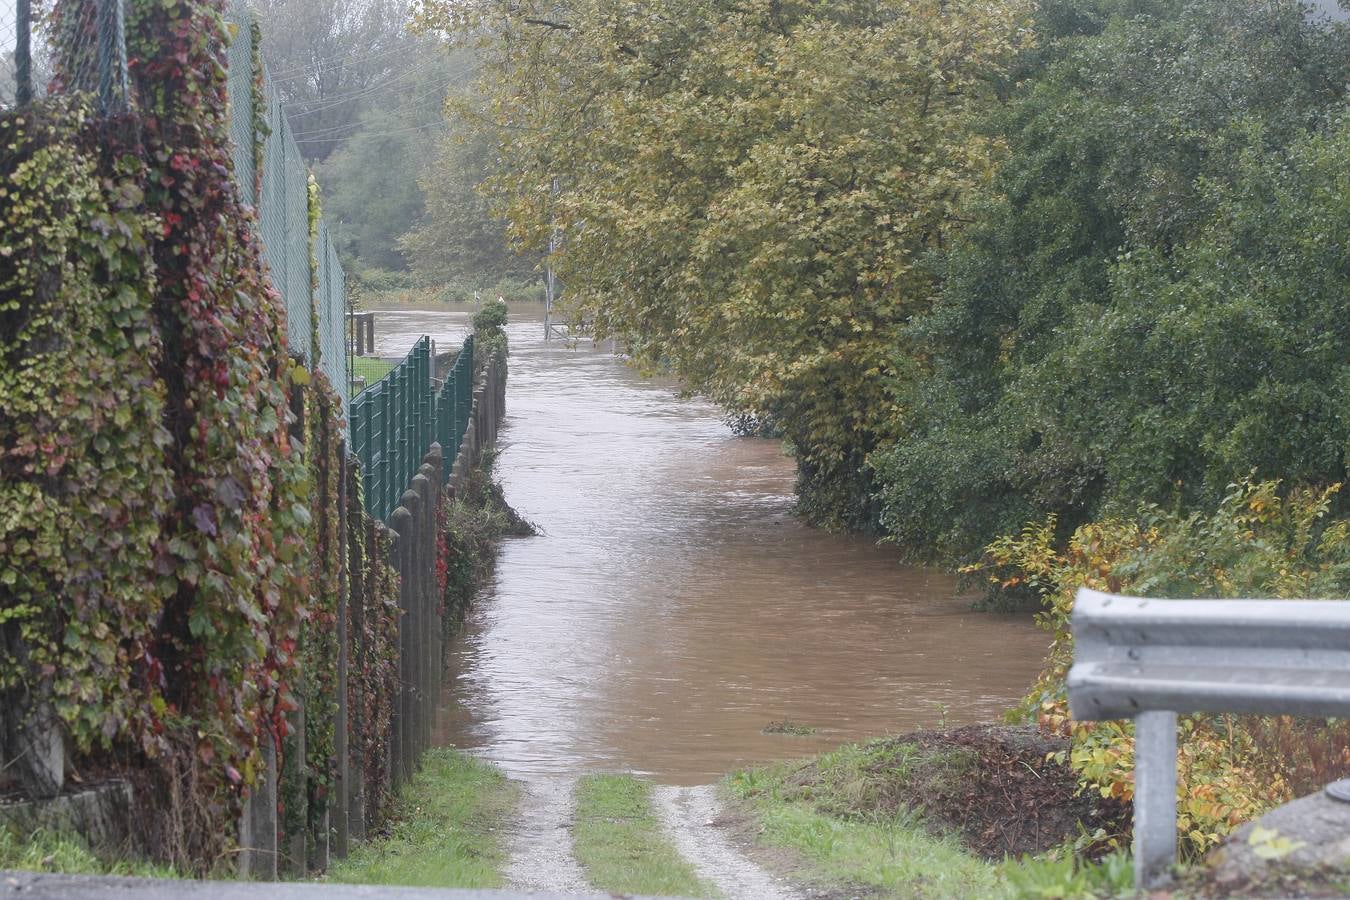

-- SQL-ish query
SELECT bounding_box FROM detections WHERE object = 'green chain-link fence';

[3,0,127,109]
[224,6,349,416]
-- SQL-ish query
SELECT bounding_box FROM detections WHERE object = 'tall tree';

[253,0,443,162]
[871,0,1350,556]
[400,103,538,288]
[415,0,1034,527]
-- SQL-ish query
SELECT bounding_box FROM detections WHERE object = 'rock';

[1206,787,1350,892]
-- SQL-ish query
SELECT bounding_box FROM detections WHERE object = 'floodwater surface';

[372,304,1049,784]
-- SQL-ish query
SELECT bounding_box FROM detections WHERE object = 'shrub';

[966,479,1350,857]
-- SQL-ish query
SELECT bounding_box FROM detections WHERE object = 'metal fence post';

[96,0,128,112]
[1134,710,1178,888]
[16,0,32,106]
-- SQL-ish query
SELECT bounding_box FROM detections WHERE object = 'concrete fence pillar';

[280,699,306,877]
[0,657,64,800]
[333,449,351,861]
[387,505,413,789]
[423,443,444,703]
[345,460,366,844]
[237,736,278,881]
[410,471,434,759]
[413,469,434,750]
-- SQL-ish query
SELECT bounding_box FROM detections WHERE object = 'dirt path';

[653,784,803,900]
[503,777,592,894]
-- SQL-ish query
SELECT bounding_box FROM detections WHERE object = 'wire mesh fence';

[7,0,352,426]
[350,335,475,521]
[224,5,350,421]
[1,0,128,110]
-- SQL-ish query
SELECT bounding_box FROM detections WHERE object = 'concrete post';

[0,679,64,799]
[345,462,366,843]
[414,465,437,750]
[387,506,412,789]
[237,737,278,880]
[333,450,350,860]
[424,443,444,697]
[400,487,423,773]
[280,701,306,876]
[1134,710,1178,888]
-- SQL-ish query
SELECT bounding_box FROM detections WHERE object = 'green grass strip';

[0,826,179,878]
[325,748,517,889]
[729,755,999,899]
[573,774,714,898]
[351,356,395,386]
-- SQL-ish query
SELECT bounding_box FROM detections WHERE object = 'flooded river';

[372,304,1048,785]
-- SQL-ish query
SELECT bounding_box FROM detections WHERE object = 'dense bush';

[873,0,1350,557]
[965,479,1350,855]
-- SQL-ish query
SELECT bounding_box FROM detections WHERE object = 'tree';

[400,109,538,288]
[253,0,445,162]
[313,103,429,272]
[415,0,1034,527]
[872,0,1350,556]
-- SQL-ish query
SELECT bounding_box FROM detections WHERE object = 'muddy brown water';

[370,304,1049,786]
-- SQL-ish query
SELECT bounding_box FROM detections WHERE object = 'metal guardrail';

[1067,587,1350,888]
[349,334,475,521]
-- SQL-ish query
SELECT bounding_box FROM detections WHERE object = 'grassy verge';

[573,774,713,898]
[350,356,395,386]
[728,732,1134,899]
[324,748,517,889]
[0,826,178,878]
[729,756,998,898]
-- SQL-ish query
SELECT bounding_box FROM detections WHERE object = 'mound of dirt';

[787,724,1130,860]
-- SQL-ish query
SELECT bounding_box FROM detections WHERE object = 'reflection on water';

[372,304,1048,785]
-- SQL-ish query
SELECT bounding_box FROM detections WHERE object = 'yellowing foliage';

[966,479,1350,857]
[414,0,1035,525]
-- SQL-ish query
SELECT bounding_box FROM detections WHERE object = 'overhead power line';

[292,117,449,146]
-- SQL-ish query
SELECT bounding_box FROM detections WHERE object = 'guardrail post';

[1134,710,1178,887]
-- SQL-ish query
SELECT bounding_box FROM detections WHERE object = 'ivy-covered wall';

[0,0,410,875]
